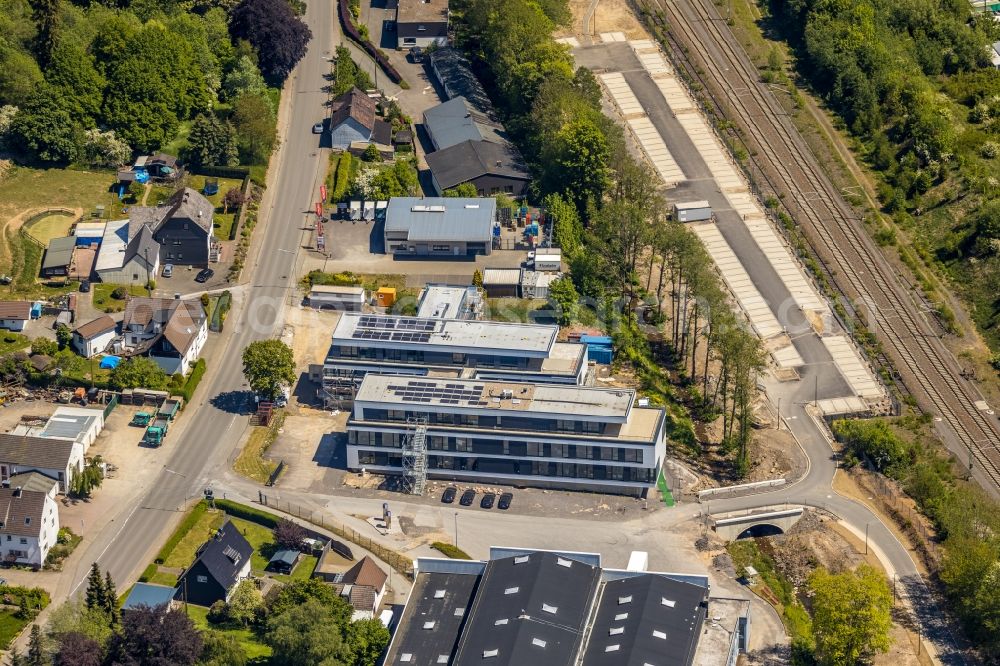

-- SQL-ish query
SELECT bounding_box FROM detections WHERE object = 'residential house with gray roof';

[0,434,83,494]
[0,484,60,567]
[330,88,392,151]
[122,297,208,375]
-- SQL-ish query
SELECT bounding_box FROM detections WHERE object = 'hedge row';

[172,359,207,403]
[155,501,209,564]
[431,542,472,560]
[337,0,403,84]
[331,152,352,202]
[215,499,280,529]
[210,290,232,332]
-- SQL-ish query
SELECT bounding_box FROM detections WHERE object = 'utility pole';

[454,511,459,549]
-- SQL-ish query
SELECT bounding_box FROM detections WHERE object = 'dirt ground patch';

[562,0,645,38]
[283,305,341,372]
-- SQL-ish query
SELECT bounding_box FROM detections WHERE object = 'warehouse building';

[346,375,664,495]
[383,197,496,257]
[322,313,587,406]
[383,547,749,666]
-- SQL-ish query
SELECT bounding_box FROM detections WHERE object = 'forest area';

[768,0,1000,353]
[0,0,311,170]
[451,0,766,476]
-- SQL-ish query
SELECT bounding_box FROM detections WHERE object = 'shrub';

[174,359,207,402]
[331,152,352,202]
[207,600,229,624]
[431,542,471,559]
[139,563,158,583]
[111,287,128,299]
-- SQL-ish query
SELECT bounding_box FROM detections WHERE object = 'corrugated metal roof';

[482,269,522,285]
[384,197,496,243]
[42,236,76,270]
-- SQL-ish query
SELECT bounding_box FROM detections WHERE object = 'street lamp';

[864,523,869,555]
[453,512,459,549]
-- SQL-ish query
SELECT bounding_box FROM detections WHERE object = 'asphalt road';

[62,0,336,598]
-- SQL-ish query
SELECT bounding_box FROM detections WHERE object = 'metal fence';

[258,495,414,579]
[853,471,941,570]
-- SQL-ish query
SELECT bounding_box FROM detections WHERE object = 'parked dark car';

[441,486,457,504]
[194,268,214,283]
[498,492,513,510]
[79,280,90,293]
[459,489,475,506]
[409,47,423,63]
[480,492,496,509]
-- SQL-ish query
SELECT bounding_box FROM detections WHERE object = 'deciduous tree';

[11,85,80,164]
[242,339,295,401]
[108,604,203,666]
[53,632,101,666]
[0,46,44,107]
[264,598,348,666]
[347,619,391,666]
[272,518,306,550]
[226,579,263,627]
[231,92,276,165]
[223,55,269,102]
[809,565,892,666]
[109,357,168,390]
[45,40,105,125]
[198,630,247,666]
[229,0,312,84]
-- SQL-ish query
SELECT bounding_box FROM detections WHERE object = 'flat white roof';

[333,313,557,357]
[94,220,129,272]
[417,285,472,319]
[310,285,365,296]
[356,375,635,420]
[674,201,710,210]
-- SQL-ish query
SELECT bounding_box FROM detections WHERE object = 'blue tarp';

[99,356,121,369]
[134,169,150,184]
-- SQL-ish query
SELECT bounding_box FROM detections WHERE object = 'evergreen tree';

[104,571,119,625]
[26,624,44,666]
[29,0,60,68]
[85,563,104,611]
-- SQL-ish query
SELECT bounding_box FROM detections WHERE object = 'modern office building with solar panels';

[346,374,665,496]
[322,314,587,407]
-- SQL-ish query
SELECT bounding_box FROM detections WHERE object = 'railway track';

[648,0,1000,490]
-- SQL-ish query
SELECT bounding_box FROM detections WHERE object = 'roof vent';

[541,603,557,614]
[423,621,436,630]
[531,638,546,648]
[513,555,529,564]
[605,645,620,653]
[618,595,633,605]
[615,612,628,621]
[465,204,480,209]
[483,649,499,658]
[661,598,676,608]
[494,618,508,626]
[609,627,624,636]
[437,656,449,664]
[454,607,465,617]
[400,654,412,663]
[556,557,573,568]
[434,589,446,598]
[653,630,667,640]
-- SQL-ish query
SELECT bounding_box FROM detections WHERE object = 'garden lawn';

[0,332,29,355]
[228,517,278,573]
[148,570,179,587]
[234,420,280,484]
[0,610,30,650]
[93,284,148,313]
[0,167,118,233]
[23,213,76,244]
[161,509,226,570]
[186,604,272,660]
[185,175,243,241]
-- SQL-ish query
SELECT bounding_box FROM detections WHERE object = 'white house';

[72,315,118,358]
[122,297,208,375]
[0,478,60,567]
[0,301,32,332]
[10,407,105,454]
[0,434,84,494]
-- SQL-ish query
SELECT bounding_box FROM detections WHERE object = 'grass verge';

[234,411,285,484]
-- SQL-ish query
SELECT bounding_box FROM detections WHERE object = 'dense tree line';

[0,0,306,165]
[832,417,1000,656]
[454,0,765,473]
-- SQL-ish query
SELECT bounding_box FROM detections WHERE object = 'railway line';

[648,0,1000,491]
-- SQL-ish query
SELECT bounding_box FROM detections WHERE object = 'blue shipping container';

[587,347,613,364]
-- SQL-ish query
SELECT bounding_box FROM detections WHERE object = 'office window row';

[359,410,610,434]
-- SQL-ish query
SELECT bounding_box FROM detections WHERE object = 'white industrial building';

[322,313,587,406]
[346,375,665,496]
[415,284,481,320]
[383,197,497,257]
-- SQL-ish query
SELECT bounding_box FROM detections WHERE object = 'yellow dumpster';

[376,287,397,307]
